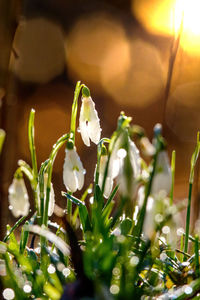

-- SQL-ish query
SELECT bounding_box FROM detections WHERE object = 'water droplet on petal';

[117,148,127,159]
[184,286,193,295]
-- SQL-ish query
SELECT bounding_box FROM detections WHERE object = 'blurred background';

[1,0,200,238]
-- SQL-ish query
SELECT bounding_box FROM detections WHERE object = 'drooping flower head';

[108,130,141,198]
[8,175,30,218]
[63,143,86,193]
[151,123,172,196]
[37,173,55,217]
[96,145,113,199]
[151,150,172,196]
[79,86,101,146]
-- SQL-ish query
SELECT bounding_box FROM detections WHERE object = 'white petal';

[108,146,120,179]
[129,138,141,178]
[104,177,113,199]
[46,182,55,217]
[151,151,172,195]
[63,162,77,193]
[151,173,172,195]
[63,148,85,193]
[88,118,101,145]
[79,118,90,146]
[87,98,101,144]
[79,98,90,146]
[143,197,155,239]
[75,169,84,191]
[79,96,101,146]
[8,178,29,218]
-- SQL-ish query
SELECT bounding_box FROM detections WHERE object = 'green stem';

[184,182,193,260]
[3,215,27,242]
[43,134,68,226]
[170,150,176,206]
[28,109,39,215]
[0,128,5,154]
[28,109,38,183]
[70,81,83,143]
[195,235,200,277]
[67,192,72,218]
[180,233,184,263]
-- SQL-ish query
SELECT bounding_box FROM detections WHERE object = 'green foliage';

[1,82,200,300]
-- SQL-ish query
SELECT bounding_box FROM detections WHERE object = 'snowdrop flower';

[63,147,85,193]
[37,173,55,217]
[140,136,155,157]
[138,186,155,239]
[151,151,172,195]
[8,177,29,218]
[98,155,113,199]
[118,138,141,198]
[107,132,141,199]
[79,95,101,146]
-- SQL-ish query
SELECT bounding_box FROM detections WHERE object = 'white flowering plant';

[1,82,200,300]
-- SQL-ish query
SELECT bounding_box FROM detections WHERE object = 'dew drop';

[48,264,56,274]
[57,262,65,272]
[89,196,94,204]
[112,267,120,276]
[117,148,127,159]
[3,288,15,300]
[184,286,193,295]
[177,228,184,236]
[130,256,139,266]
[23,284,32,293]
[62,268,70,277]
[160,253,167,261]
[155,213,163,223]
[162,226,170,234]
[110,284,119,295]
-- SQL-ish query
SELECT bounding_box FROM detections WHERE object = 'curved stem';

[43,134,69,226]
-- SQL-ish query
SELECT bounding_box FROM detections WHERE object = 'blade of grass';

[194,235,200,277]
[184,132,200,260]
[170,150,176,206]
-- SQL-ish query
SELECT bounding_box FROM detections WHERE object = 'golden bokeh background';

[1,0,200,235]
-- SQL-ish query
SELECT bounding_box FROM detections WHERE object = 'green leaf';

[62,192,92,232]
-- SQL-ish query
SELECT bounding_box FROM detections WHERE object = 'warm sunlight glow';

[133,0,200,55]
[175,0,200,54]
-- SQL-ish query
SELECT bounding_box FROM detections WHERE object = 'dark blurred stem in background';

[163,17,183,123]
[0,0,19,239]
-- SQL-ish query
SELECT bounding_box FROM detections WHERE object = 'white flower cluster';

[8,91,172,224]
